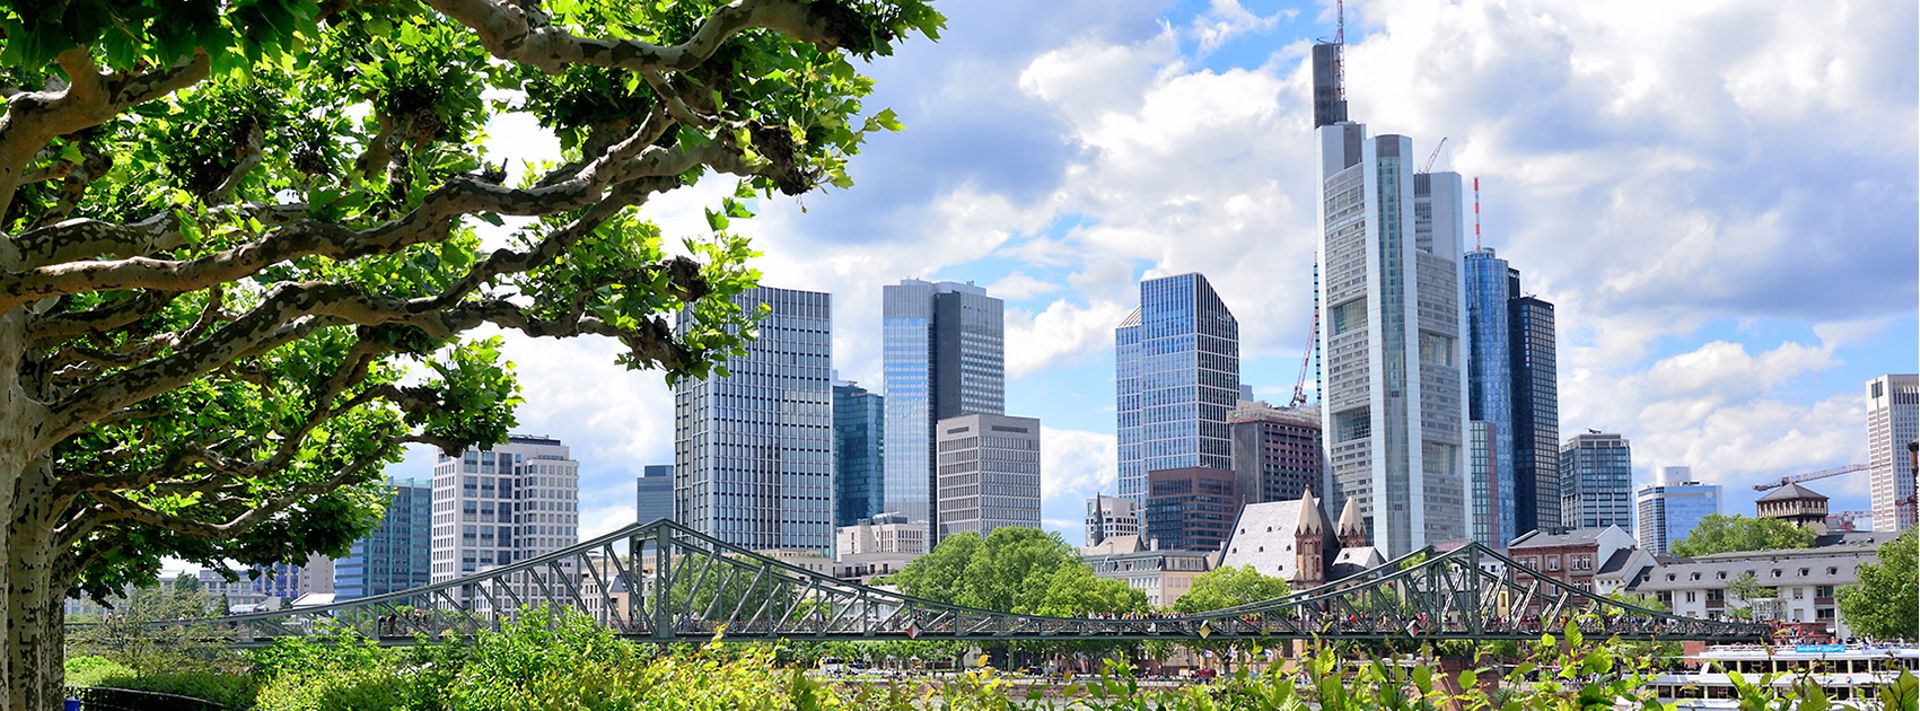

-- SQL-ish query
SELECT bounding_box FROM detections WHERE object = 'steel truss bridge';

[121,520,1766,647]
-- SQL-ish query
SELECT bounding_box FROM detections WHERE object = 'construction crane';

[1289,297,1318,409]
[1421,137,1449,173]
[1751,463,1871,492]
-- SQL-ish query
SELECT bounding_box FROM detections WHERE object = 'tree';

[1172,565,1291,671]
[0,1,941,706]
[889,527,1082,613]
[1669,514,1817,557]
[1838,528,1917,640]
[1172,565,1291,614]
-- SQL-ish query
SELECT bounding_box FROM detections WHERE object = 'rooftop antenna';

[1473,176,1482,251]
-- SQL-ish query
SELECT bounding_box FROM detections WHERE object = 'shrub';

[63,655,135,687]
[85,670,261,709]
[254,664,413,711]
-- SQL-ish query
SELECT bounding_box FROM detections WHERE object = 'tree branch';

[427,0,853,75]
[88,454,384,540]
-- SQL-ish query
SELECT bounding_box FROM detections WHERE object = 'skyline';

[378,0,1917,547]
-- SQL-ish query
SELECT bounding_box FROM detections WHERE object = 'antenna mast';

[1334,0,1345,101]
[1473,176,1482,251]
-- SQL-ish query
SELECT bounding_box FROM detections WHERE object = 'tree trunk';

[0,308,41,711]
[8,465,64,711]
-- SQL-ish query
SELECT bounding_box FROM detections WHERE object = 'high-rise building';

[1634,466,1719,556]
[833,381,885,526]
[1866,375,1919,532]
[254,554,334,602]
[674,286,836,552]
[933,413,1041,541]
[1464,249,1515,547]
[1315,122,1471,556]
[1462,249,1561,544]
[1144,466,1239,552]
[1086,494,1141,545]
[1559,432,1632,531]
[1510,290,1560,535]
[431,435,580,586]
[1115,273,1240,505]
[882,280,1005,531]
[635,464,672,524]
[1228,400,1324,505]
[336,477,432,599]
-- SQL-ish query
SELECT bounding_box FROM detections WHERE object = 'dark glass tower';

[833,382,885,527]
[881,280,1004,532]
[1510,288,1561,534]
[336,477,432,599]
[1115,273,1240,505]
[1464,249,1516,546]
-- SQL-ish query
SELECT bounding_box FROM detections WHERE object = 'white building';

[1629,534,1894,638]
[933,413,1041,543]
[674,287,836,553]
[1866,375,1918,533]
[1216,490,1333,590]
[835,513,927,558]
[1084,495,1140,545]
[430,435,580,601]
[1316,119,1471,557]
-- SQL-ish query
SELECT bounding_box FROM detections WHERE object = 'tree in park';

[1838,528,1917,640]
[1669,514,1817,558]
[0,0,940,705]
[1171,565,1291,671]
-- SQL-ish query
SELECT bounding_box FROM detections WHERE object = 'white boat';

[1646,644,1919,708]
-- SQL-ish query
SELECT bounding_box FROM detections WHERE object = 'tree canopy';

[1669,514,1817,557]
[0,0,941,705]
[888,527,1143,616]
[1838,529,1917,640]
[1172,565,1291,614]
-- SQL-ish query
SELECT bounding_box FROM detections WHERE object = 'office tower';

[833,381,885,526]
[336,477,432,599]
[882,280,1005,531]
[1867,375,1919,532]
[1634,466,1720,555]
[431,435,580,585]
[675,287,835,552]
[634,464,672,524]
[933,413,1040,541]
[1315,122,1471,556]
[1463,249,1515,547]
[253,554,334,602]
[1144,466,1239,552]
[1559,432,1633,530]
[1229,399,1324,505]
[1510,291,1561,534]
[1115,273,1241,505]
[1310,41,1347,128]
[1085,494,1141,546]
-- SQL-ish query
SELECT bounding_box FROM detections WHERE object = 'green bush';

[63,655,135,687]
[83,670,260,709]
[254,664,413,711]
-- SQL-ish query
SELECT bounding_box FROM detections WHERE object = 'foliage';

[889,527,1096,614]
[1726,572,1776,609]
[73,669,261,709]
[60,655,133,688]
[1174,565,1292,614]
[67,576,240,677]
[1839,528,1919,639]
[1670,514,1817,557]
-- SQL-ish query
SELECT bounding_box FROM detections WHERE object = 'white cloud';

[1042,426,1118,505]
[1186,0,1290,55]
[1005,299,1133,377]
[985,271,1063,301]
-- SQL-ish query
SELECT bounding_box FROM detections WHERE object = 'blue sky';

[393,0,1919,546]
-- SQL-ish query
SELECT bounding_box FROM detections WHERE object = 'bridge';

[115,519,1767,647]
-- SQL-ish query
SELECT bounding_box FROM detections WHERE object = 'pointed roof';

[1336,497,1363,536]
[1757,482,1827,503]
[1296,489,1325,535]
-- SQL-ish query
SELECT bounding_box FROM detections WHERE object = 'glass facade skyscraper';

[833,381,885,527]
[1866,374,1919,532]
[1115,273,1240,505]
[336,477,432,599]
[881,280,1004,531]
[675,287,836,553]
[1511,292,1561,534]
[1316,122,1470,557]
[1464,249,1515,547]
[1560,432,1633,530]
[1636,467,1719,555]
[635,464,672,524]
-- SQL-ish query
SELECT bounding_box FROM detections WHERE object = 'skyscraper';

[336,477,432,599]
[1315,124,1471,556]
[1115,273,1240,505]
[1463,249,1516,547]
[1144,466,1238,552]
[635,464,672,524]
[431,435,580,584]
[1559,432,1633,530]
[933,413,1040,541]
[882,280,1004,531]
[1635,466,1719,556]
[675,286,835,552]
[833,381,885,526]
[1867,374,1919,533]
[1510,292,1561,534]
[1228,399,1324,505]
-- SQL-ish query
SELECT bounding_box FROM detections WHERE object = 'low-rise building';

[1756,483,1830,534]
[1506,526,1637,593]
[1628,533,1892,638]
[1085,494,1140,545]
[835,513,928,558]
[1081,536,1211,607]
[1216,490,1332,590]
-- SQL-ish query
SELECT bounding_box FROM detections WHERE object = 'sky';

[389,0,1920,547]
